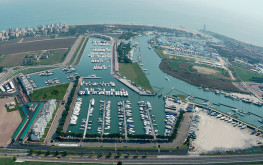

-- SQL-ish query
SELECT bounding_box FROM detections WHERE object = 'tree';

[108,152,112,157]
[38,150,42,155]
[117,161,122,165]
[13,156,17,161]
[63,151,68,156]
[144,152,148,157]
[98,152,103,158]
[29,149,34,155]
[46,150,51,155]
[55,150,59,155]
[91,151,95,158]
[117,151,122,157]
[136,151,140,156]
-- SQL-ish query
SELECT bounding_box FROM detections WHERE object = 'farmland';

[0,37,76,55]
[0,52,28,67]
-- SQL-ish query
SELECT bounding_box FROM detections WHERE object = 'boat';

[242,98,252,104]
[258,118,263,123]
[254,102,263,106]
[165,77,170,81]
[90,98,95,106]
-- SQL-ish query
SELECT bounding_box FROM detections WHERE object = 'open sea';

[0,0,263,46]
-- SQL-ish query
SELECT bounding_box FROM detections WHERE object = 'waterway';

[28,35,263,137]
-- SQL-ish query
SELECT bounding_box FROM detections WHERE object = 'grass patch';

[69,37,85,65]
[74,37,89,65]
[232,65,263,82]
[6,98,20,112]
[119,63,154,93]
[29,83,69,101]
[103,33,122,38]
[12,67,57,77]
[175,94,187,100]
[34,49,69,65]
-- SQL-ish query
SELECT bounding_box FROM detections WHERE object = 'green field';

[74,37,89,65]
[69,37,85,65]
[34,49,68,65]
[29,83,70,101]
[10,67,57,78]
[232,65,263,82]
[119,63,154,93]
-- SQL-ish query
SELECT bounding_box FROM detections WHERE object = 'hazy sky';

[0,0,262,45]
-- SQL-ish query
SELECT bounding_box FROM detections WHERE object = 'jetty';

[146,107,156,140]
[101,101,106,136]
[83,101,92,138]
[123,101,128,140]
[114,74,154,96]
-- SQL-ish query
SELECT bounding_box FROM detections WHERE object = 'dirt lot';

[193,66,218,75]
[0,52,29,67]
[0,97,21,147]
[0,37,76,55]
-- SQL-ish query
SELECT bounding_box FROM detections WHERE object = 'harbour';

[26,35,263,140]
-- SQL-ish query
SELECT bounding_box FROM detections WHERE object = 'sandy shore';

[192,110,262,153]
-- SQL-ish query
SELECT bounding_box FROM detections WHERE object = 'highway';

[5,152,263,164]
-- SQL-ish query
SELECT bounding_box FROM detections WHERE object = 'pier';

[114,74,154,96]
[82,77,102,79]
[146,108,156,140]
[83,101,92,138]
[101,101,106,137]
[122,101,128,140]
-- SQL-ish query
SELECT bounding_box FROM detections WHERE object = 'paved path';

[123,101,128,140]
[146,108,156,140]
[14,153,263,164]
[101,101,106,137]
[45,82,73,145]
[83,102,92,138]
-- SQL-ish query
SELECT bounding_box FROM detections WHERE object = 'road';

[10,153,263,164]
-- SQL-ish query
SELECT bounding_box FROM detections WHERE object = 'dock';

[101,101,106,137]
[83,102,92,138]
[146,108,156,140]
[82,77,102,79]
[123,101,128,140]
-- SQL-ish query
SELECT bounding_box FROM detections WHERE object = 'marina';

[26,36,263,139]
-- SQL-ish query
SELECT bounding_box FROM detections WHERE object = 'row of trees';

[28,149,68,156]
[28,149,148,159]
[117,43,132,63]
[56,76,79,137]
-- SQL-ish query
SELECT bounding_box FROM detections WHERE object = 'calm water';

[0,0,263,46]
[29,35,263,136]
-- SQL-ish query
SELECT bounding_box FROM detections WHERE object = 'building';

[30,99,56,141]
[40,51,50,59]
[17,73,33,95]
